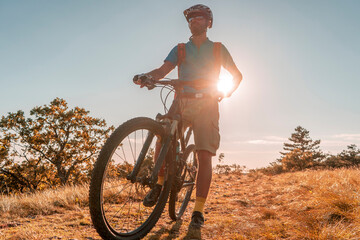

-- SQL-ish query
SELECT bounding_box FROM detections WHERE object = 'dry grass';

[0,183,89,218]
[1,168,360,239]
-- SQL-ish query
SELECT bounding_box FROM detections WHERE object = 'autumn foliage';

[0,98,113,193]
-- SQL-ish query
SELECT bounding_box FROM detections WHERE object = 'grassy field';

[1,168,360,239]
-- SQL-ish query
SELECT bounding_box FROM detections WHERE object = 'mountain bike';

[89,78,222,240]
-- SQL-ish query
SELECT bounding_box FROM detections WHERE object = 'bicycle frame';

[127,78,219,187]
[90,79,215,239]
[126,93,192,188]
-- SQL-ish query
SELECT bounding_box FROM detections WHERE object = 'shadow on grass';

[182,227,201,240]
[146,219,202,240]
[147,219,184,240]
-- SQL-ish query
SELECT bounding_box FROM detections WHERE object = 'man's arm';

[224,64,243,97]
[146,61,176,81]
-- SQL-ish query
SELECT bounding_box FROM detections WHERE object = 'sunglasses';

[188,15,206,22]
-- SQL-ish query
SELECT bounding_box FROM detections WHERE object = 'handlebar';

[134,76,225,101]
[156,79,225,99]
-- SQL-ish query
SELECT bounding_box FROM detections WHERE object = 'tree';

[218,153,225,163]
[338,144,360,166]
[324,144,360,168]
[277,126,324,171]
[0,98,113,192]
[0,135,9,161]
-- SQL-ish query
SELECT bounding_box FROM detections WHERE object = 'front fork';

[126,119,178,188]
[149,119,178,187]
[126,131,155,183]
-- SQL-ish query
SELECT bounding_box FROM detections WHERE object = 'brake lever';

[146,84,155,90]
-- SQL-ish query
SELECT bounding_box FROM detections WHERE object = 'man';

[134,4,242,229]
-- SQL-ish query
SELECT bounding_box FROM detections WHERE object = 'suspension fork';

[127,98,181,185]
[149,119,178,187]
[126,131,156,183]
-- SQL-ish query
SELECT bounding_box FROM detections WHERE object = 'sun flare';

[217,71,234,96]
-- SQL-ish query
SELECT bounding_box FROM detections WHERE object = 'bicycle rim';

[89,117,172,239]
[169,144,197,220]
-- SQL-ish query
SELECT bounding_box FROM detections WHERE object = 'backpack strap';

[213,42,222,77]
[177,43,186,77]
[177,42,221,79]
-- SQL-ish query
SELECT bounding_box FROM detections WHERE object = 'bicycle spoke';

[91,118,168,238]
[103,182,132,212]
[113,185,133,231]
[169,144,196,220]
[142,129,144,145]
[114,151,126,162]
[127,135,136,162]
[134,130,137,162]
[185,165,196,180]
[124,185,135,233]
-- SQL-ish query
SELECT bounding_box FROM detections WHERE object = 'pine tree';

[278,126,324,171]
[324,144,360,168]
[338,144,360,166]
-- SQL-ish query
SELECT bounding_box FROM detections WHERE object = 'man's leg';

[190,149,212,228]
[194,150,213,211]
[185,98,219,228]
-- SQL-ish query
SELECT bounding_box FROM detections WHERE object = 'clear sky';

[1,0,359,169]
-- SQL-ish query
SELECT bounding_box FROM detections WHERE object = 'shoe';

[189,211,205,229]
[143,184,162,207]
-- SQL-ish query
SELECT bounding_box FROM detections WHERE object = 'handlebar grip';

[133,74,156,89]
[133,74,148,85]
[133,75,139,83]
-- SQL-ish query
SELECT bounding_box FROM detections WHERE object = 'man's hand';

[215,84,236,102]
[133,74,156,90]
[225,74,242,98]
[224,88,235,98]
[222,65,243,98]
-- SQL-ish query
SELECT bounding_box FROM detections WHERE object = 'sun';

[217,70,234,96]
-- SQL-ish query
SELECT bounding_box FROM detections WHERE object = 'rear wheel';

[169,144,197,220]
[89,117,173,240]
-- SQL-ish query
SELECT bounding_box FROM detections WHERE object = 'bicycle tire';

[89,117,173,240]
[168,144,197,220]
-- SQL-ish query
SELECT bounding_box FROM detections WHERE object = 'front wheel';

[169,144,197,220]
[89,117,173,240]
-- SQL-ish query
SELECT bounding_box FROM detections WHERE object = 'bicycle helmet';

[183,4,213,28]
